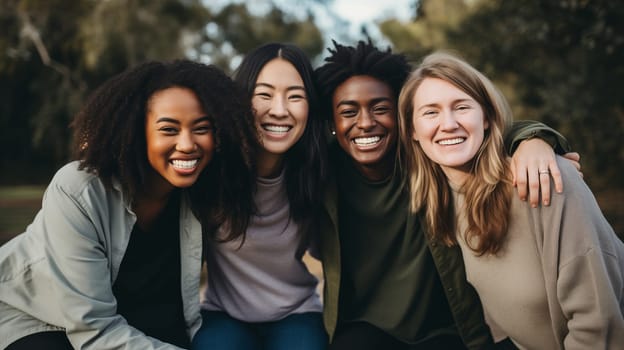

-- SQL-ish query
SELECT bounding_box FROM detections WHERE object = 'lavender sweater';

[200,170,322,322]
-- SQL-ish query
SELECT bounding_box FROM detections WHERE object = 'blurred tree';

[189,3,323,70]
[0,0,325,184]
[378,0,472,59]
[380,0,624,234]
[0,0,210,183]
[1,0,94,183]
[446,0,624,191]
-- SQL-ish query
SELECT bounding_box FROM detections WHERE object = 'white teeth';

[171,159,198,169]
[353,136,381,145]
[438,137,465,145]
[263,125,291,133]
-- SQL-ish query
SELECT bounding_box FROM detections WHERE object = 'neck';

[257,150,284,178]
[141,172,175,202]
[355,155,394,182]
[441,166,470,189]
[132,195,172,232]
[133,175,176,231]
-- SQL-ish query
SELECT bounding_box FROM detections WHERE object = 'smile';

[171,159,199,169]
[353,136,381,146]
[437,137,465,145]
[262,124,292,134]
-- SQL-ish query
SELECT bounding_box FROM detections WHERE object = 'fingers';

[534,158,564,207]
[538,171,551,207]
[512,157,530,202]
[563,152,583,178]
[548,159,563,194]
[563,151,580,163]
[511,138,564,207]
[528,162,542,208]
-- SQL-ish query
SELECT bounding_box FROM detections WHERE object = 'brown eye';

[194,124,212,134]
[158,126,178,134]
[254,92,271,99]
[339,109,357,117]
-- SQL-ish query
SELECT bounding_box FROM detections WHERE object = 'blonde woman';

[398,52,624,349]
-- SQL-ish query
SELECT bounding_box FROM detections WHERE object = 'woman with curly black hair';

[193,43,328,350]
[0,59,258,349]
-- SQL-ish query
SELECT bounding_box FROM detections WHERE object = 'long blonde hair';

[397,52,514,255]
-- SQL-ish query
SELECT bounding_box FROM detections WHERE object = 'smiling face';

[411,77,489,185]
[252,58,308,174]
[145,86,214,195]
[332,75,397,181]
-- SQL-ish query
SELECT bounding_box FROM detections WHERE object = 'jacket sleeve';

[41,177,183,350]
[545,159,624,349]
[505,120,571,155]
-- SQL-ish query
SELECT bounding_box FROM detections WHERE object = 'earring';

[331,130,336,135]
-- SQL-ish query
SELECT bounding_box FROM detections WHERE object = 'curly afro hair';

[314,40,412,121]
[71,59,258,237]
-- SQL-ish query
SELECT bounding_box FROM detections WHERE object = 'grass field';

[0,186,45,245]
[0,185,325,286]
[1,185,622,247]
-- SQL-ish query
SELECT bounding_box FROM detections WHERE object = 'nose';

[176,131,197,153]
[439,109,459,131]
[356,110,376,130]
[269,95,288,118]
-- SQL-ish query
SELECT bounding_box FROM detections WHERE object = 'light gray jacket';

[0,161,202,349]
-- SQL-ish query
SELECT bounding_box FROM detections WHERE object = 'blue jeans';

[192,310,327,350]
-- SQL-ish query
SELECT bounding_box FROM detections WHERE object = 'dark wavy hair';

[315,39,412,120]
[71,59,258,238]
[233,42,328,247]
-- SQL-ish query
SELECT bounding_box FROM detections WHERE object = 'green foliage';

[381,0,624,233]
[0,0,324,184]
[378,0,473,59]
[381,0,624,190]
[193,3,323,70]
[446,0,624,190]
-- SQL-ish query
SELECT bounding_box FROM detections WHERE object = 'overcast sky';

[207,0,413,42]
[330,0,413,33]
[203,0,414,65]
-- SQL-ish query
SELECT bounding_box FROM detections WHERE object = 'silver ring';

[539,169,550,175]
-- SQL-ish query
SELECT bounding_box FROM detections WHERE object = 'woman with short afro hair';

[314,40,579,349]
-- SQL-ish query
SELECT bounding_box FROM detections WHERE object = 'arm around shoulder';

[505,120,571,155]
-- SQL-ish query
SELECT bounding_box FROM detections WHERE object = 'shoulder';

[556,155,583,187]
[47,161,121,206]
[547,156,621,255]
[554,155,592,203]
[537,155,594,214]
[50,161,98,188]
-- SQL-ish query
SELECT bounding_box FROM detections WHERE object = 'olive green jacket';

[319,175,493,349]
[319,121,571,349]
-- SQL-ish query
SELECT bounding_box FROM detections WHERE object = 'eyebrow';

[255,82,306,92]
[155,116,211,124]
[416,98,474,112]
[336,97,393,108]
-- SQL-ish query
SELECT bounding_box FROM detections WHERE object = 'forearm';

[505,120,571,155]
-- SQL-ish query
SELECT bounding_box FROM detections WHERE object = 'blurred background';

[1,0,622,244]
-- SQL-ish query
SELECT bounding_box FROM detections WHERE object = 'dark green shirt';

[320,120,571,348]
[334,148,456,344]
